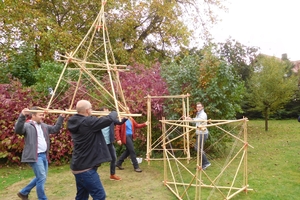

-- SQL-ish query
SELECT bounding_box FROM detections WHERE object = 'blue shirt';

[125,120,133,135]
[101,126,110,144]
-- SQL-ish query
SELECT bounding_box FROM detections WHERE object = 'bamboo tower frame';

[160,118,253,199]
[145,93,191,162]
[41,0,132,117]
[145,95,253,199]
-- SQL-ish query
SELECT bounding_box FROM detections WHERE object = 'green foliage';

[161,50,246,160]
[0,0,225,67]
[247,55,298,130]
[161,50,245,120]
[33,61,77,96]
[216,38,259,82]
[6,45,37,86]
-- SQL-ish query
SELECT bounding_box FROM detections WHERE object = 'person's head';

[196,102,204,112]
[30,107,44,124]
[99,106,109,112]
[76,100,92,116]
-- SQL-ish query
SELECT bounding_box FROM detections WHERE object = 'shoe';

[134,168,142,172]
[110,174,121,181]
[203,163,211,170]
[116,165,124,170]
[17,192,29,200]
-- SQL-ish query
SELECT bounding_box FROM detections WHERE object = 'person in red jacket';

[115,117,148,172]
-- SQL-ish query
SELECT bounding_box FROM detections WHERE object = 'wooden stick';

[27,109,141,116]
[144,94,190,99]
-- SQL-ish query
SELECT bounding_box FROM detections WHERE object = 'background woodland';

[1,0,299,165]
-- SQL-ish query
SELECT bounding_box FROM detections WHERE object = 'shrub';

[0,79,73,166]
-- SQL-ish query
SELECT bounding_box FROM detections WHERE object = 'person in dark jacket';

[15,107,65,200]
[99,107,127,181]
[67,100,118,200]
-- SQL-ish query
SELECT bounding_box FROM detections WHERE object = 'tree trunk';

[264,107,269,131]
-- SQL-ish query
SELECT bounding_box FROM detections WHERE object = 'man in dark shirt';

[67,100,117,200]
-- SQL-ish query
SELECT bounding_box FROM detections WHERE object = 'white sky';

[210,0,300,61]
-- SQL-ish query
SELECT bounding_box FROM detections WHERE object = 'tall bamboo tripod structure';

[44,0,130,117]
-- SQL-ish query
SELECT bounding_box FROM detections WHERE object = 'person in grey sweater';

[15,107,65,200]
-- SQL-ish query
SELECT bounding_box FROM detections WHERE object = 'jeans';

[107,143,117,175]
[116,135,139,169]
[74,167,106,200]
[20,152,48,200]
[195,134,210,166]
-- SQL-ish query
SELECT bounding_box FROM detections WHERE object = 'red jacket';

[115,118,147,144]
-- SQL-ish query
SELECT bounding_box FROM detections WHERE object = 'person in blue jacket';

[99,106,127,181]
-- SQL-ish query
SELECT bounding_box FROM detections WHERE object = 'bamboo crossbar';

[27,109,141,117]
[146,157,191,161]
[57,57,127,69]
[161,118,247,123]
[164,181,250,190]
[144,94,190,99]
[65,68,129,71]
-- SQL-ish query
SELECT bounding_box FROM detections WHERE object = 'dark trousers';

[107,143,117,175]
[74,167,106,200]
[195,134,210,167]
[116,135,139,169]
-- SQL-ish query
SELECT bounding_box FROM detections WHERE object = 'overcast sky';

[210,0,299,61]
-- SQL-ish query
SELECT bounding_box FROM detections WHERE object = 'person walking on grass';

[115,110,148,173]
[99,106,128,181]
[67,100,118,200]
[186,102,211,170]
[15,107,65,200]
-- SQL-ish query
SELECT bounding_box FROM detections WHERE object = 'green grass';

[1,119,300,199]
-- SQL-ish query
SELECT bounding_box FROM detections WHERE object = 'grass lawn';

[1,119,300,200]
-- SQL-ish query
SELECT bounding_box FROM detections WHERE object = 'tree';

[0,0,225,67]
[161,49,245,120]
[161,49,245,157]
[247,55,298,131]
[2,44,36,86]
[216,38,259,82]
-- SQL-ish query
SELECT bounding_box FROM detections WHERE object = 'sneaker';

[203,163,211,170]
[116,165,124,170]
[134,168,142,172]
[17,192,29,200]
[110,174,121,181]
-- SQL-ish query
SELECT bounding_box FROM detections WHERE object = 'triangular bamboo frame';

[41,0,133,117]
[145,94,253,199]
[160,118,253,199]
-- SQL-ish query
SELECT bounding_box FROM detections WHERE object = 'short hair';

[196,102,203,106]
[99,106,107,111]
[30,106,41,116]
[76,100,91,114]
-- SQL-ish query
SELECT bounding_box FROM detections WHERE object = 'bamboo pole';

[146,95,152,164]
[186,94,190,163]
[101,8,122,121]
[227,150,246,198]
[27,109,141,117]
[182,97,187,157]
[243,117,248,193]
[215,125,254,149]
[69,70,83,110]
[144,94,190,99]
[47,61,69,109]
[162,117,167,186]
